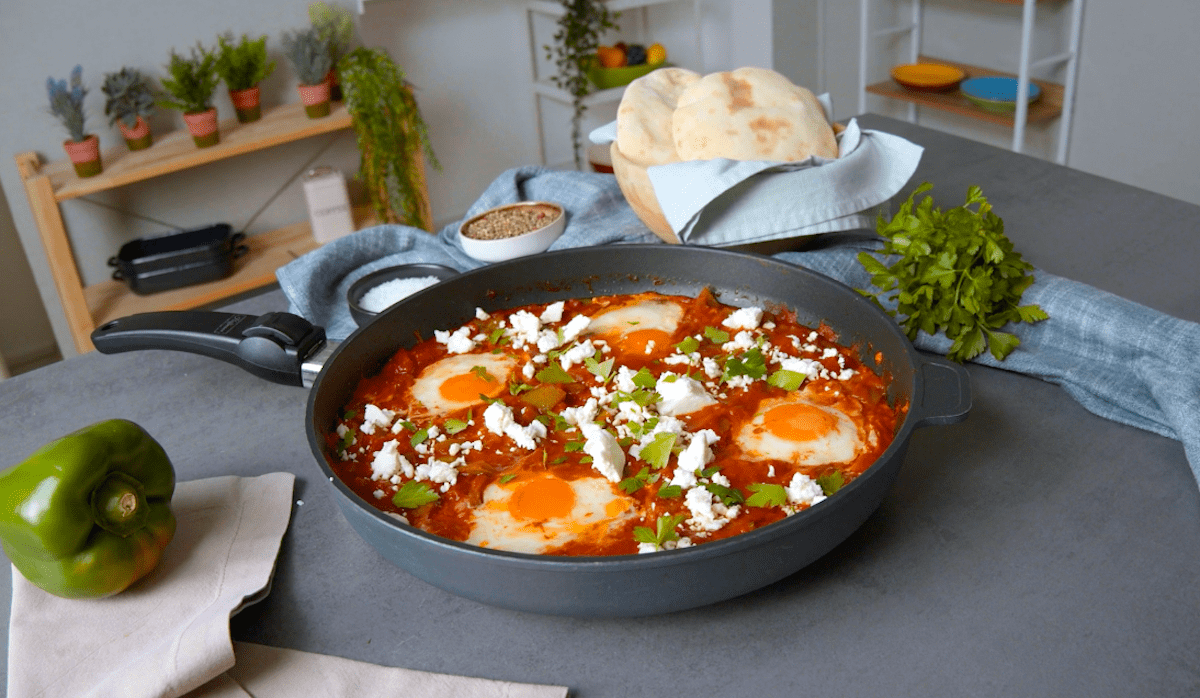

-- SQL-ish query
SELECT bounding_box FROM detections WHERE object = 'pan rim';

[307,245,926,569]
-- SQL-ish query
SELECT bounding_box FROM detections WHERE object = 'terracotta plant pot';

[183,108,220,148]
[118,116,153,151]
[229,86,262,123]
[324,68,342,102]
[298,80,331,118]
[63,134,102,177]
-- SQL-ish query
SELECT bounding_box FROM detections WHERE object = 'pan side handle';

[91,311,326,387]
[909,354,972,428]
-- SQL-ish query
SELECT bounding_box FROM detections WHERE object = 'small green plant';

[281,27,332,86]
[46,65,89,142]
[101,67,156,129]
[215,32,275,91]
[339,47,439,231]
[544,0,619,168]
[159,43,220,114]
[309,2,355,72]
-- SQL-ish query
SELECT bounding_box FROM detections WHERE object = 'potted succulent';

[544,0,619,169]
[281,27,333,118]
[339,47,438,231]
[47,65,102,177]
[308,1,356,101]
[101,67,157,151]
[215,32,276,123]
[159,43,221,148]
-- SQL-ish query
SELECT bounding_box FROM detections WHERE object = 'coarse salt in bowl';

[347,263,459,326]
[458,201,566,263]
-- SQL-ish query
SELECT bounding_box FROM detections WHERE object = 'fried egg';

[736,395,864,466]
[465,473,637,554]
[410,352,515,416]
[586,299,683,355]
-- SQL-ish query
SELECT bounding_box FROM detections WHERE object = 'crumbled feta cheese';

[614,365,640,393]
[482,401,545,450]
[536,329,562,353]
[370,440,414,480]
[580,423,626,483]
[725,375,754,390]
[786,473,828,507]
[644,340,656,354]
[672,429,718,485]
[561,314,591,343]
[360,404,396,434]
[655,374,716,416]
[821,347,840,360]
[559,339,595,369]
[702,357,722,379]
[506,310,541,348]
[540,301,565,324]
[722,306,763,330]
[475,307,490,321]
[522,361,536,380]
[779,356,822,377]
[373,489,386,500]
[434,326,476,354]
[560,397,599,427]
[415,457,461,491]
[684,487,739,532]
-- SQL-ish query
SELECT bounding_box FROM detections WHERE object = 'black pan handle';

[91,311,326,387]
[909,354,972,428]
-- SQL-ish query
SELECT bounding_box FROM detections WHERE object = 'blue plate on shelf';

[960,76,1041,112]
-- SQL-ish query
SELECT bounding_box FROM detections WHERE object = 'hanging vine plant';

[338,47,439,231]
[544,0,619,169]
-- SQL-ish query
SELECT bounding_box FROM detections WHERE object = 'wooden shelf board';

[47,102,354,202]
[85,205,379,332]
[866,56,1064,127]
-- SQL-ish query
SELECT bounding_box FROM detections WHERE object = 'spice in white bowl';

[458,201,566,263]
[358,276,441,313]
[462,203,562,240]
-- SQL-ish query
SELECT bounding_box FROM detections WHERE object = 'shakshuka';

[326,289,905,556]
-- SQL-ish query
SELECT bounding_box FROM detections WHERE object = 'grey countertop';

[3,114,1198,696]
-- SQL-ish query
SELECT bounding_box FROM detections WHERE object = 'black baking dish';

[109,223,248,295]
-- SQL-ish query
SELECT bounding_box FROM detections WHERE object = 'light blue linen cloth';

[276,166,1200,490]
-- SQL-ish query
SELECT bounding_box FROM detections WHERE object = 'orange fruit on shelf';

[647,43,667,65]
[597,45,627,68]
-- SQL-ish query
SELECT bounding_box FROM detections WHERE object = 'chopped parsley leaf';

[767,369,806,391]
[746,483,788,508]
[392,481,439,508]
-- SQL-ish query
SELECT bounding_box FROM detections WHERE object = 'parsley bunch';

[857,183,1048,363]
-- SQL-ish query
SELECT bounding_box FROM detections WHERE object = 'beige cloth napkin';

[7,473,567,698]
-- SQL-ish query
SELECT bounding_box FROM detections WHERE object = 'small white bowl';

[458,201,565,262]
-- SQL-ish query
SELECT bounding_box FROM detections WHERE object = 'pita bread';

[610,66,837,243]
[671,67,837,162]
[615,67,702,166]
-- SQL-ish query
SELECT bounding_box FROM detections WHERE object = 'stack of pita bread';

[610,66,839,243]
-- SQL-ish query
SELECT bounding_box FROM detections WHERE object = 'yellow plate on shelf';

[891,63,966,92]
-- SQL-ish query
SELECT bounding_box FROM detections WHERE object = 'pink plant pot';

[298,81,332,119]
[118,116,153,151]
[183,108,220,148]
[229,86,262,123]
[63,134,102,177]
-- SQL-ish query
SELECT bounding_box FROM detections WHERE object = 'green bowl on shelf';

[586,61,668,90]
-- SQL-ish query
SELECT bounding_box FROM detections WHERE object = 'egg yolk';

[762,402,838,442]
[509,476,576,521]
[614,328,674,355]
[439,371,505,403]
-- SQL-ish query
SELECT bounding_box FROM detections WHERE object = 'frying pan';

[91,245,970,617]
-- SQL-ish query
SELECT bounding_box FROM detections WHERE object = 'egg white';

[465,474,637,554]
[735,395,864,466]
[410,352,516,416]
[586,299,683,338]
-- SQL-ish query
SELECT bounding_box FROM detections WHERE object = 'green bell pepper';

[0,419,176,599]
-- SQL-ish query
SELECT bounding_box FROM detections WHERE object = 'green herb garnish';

[723,347,766,382]
[444,418,469,435]
[815,471,845,496]
[856,182,1048,362]
[703,326,729,344]
[675,336,700,354]
[618,466,659,494]
[499,473,518,484]
[704,482,745,507]
[410,427,429,448]
[632,367,657,389]
[471,365,494,381]
[392,481,439,508]
[633,513,687,548]
[584,353,614,383]
[766,369,806,391]
[746,483,788,508]
[535,363,575,384]
[637,432,677,470]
